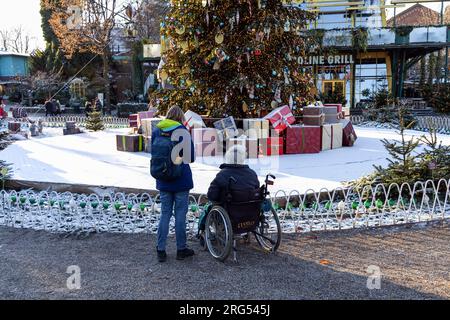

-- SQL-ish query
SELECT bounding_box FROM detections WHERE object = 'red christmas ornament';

[254,49,262,56]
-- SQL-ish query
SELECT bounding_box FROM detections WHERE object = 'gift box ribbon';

[122,135,143,152]
[272,111,294,129]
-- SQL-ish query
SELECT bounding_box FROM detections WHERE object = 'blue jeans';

[157,191,190,251]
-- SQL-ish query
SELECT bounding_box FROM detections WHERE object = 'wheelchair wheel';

[205,206,233,262]
[254,208,281,253]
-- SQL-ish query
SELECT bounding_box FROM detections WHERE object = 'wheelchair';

[198,174,281,262]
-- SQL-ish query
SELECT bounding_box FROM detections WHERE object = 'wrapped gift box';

[184,110,206,130]
[138,109,157,126]
[140,118,161,137]
[214,116,238,140]
[129,114,138,128]
[192,128,220,144]
[340,119,357,147]
[303,106,325,126]
[263,105,296,134]
[8,122,21,132]
[243,119,270,139]
[143,136,152,154]
[195,141,221,157]
[65,121,76,130]
[303,106,324,116]
[321,123,343,151]
[323,106,340,124]
[323,104,343,114]
[227,136,259,158]
[285,125,321,154]
[63,128,82,135]
[116,134,144,152]
[259,137,284,156]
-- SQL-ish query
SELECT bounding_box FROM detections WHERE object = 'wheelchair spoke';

[253,231,276,245]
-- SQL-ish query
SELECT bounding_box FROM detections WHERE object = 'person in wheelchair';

[207,145,260,204]
[200,145,280,261]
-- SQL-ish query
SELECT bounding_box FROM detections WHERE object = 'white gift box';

[243,119,270,139]
[184,110,206,130]
[321,123,343,151]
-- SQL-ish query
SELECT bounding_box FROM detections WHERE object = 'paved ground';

[0,221,449,300]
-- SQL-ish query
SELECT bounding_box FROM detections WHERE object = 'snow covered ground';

[1,126,449,195]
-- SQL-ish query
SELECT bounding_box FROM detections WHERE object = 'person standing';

[151,105,195,262]
[44,99,53,117]
[85,100,93,116]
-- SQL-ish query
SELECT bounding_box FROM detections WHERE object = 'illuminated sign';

[299,54,354,65]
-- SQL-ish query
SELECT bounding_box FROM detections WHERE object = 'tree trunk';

[102,48,111,114]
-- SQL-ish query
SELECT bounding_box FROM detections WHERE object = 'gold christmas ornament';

[160,70,168,81]
[180,40,189,50]
[215,32,224,44]
[175,25,186,35]
[182,65,190,74]
[242,101,249,113]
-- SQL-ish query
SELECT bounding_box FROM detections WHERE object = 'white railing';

[1,179,449,236]
[42,116,129,129]
[351,115,450,133]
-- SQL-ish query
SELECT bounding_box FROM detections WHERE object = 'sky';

[0,0,448,52]
[0,0,46,50]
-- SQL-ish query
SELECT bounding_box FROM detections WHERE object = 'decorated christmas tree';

[85,108,105,132]
[156,0,315,118]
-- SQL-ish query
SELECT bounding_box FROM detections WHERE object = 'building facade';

[0,52,29,79]
[298,0,449,109]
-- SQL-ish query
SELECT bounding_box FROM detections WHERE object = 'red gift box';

[138,109,157,125]
[340,119,357,147]
[285,125,321,154]
[263,105,296,134]
[129,114,138,128]
[259,137,284,156]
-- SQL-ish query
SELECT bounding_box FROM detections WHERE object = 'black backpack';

[150,131,183,181]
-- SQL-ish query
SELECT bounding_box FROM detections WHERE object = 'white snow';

[1,126,449,195]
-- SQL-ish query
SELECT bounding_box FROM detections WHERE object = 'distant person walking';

[85,100,93,116]
[94,97,103,115]
[45,99,53,117]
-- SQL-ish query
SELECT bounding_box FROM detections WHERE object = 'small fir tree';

[85,107,105,131]
[372,107,421,184]
[0,160,12,190]
[418,126,450,181]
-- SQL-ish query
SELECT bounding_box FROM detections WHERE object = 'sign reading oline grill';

[298,54,354,65]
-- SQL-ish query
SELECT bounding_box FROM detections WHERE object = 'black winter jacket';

[207,164,260,203]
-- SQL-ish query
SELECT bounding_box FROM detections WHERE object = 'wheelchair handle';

[263,174,276,196]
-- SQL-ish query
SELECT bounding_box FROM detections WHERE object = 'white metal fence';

[42,116,129,129]
[1,179,448,236]
[351,115,450,132]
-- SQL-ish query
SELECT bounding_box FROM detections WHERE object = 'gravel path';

[0,221,449,300]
